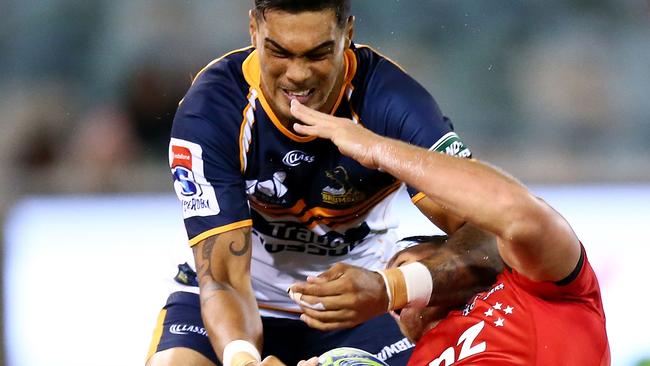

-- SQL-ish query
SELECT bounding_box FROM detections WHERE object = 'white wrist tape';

[223,340,261,366]
[375,270,394,311]
[400,262,433,308]
[378,262,433,311]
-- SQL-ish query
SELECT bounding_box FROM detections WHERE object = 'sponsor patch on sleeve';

[429,132,471,158]
[169,138,220,218]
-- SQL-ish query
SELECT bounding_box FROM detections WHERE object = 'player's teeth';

[289,90,309,96]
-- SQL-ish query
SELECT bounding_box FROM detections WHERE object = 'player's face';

[393,306,449,343]
[250,9,353,126]
[387,239,451,342]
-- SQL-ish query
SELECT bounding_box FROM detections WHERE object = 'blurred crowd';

[0,0,649,212]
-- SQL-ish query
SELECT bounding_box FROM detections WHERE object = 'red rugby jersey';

[408,248,610,365]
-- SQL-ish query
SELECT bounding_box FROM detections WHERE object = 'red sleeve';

[506,246,602,305]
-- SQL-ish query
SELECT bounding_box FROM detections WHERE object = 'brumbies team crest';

[321,166,366,205]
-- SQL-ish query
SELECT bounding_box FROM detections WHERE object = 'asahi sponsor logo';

[282,150,315,167]
[169,324,208,337]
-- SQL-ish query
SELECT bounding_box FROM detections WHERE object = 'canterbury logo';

[282,150,315,167]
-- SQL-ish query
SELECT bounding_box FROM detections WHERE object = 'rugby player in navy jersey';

[146,1,501,366]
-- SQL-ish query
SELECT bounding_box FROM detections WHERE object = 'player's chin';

[396,307,446,343]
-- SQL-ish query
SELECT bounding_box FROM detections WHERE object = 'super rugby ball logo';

[171,145,202,196]
[169,138,220,219]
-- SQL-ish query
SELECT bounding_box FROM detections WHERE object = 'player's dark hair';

[398,235,449,247]
[253,0,351,27]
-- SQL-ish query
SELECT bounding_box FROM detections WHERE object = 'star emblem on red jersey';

[484,308,494,317]
[504,305,514,315]
[494,317,505,327]
[493,302,502,310]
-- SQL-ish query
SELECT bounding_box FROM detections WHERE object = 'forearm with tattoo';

[193,230,252,306]
[191,227,262,357]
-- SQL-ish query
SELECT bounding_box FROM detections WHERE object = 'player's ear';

[249,9,258,47]
[345,15,355,48]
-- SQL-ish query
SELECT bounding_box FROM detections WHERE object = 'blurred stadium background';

[1,1,648,365]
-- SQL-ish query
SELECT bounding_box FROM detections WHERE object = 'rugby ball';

[318,347,388,366]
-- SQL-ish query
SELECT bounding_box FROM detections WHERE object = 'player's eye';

[268,48,290,58]
[307,52,329,61]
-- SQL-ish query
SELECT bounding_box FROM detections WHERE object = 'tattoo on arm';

[200,282,229,306]
[195,236,217,281]
[229,237,250,256]
[193,229,253,305]
[195,236,232,305]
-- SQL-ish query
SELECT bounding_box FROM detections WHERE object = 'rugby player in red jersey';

[290,100,610,365]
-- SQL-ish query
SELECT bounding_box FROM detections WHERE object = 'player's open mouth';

[282,88,315,104]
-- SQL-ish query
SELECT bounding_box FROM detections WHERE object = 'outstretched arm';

[192,227,263,364]
[291,100,580,282]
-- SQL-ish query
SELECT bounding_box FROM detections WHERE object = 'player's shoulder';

[190,46,254,90]
[349,43,450,139]
[180,46,254,111]
[504,245,604,304]
[351,43,432,105]
[351,43,408,86]
[173,47,255,141]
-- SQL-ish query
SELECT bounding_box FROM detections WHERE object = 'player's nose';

[285,59,312,85]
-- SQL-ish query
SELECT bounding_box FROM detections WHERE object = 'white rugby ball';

[318,347,388,366]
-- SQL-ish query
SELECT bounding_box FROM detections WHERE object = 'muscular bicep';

[415,196,465,234]
[192,226,253,297]
[499,197,581,283]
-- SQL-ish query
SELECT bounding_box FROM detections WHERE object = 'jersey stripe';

[429,131,459,151]
[239,89,258,173]
[145,309,167,361]
[250,181,401,228]
[411,192,427,204]
[188,219,253,246]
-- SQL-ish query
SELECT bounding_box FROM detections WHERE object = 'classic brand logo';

[282,150,315,167]
[169,324,208,337]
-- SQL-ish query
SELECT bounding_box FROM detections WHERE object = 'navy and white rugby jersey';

[169,44,471,314]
